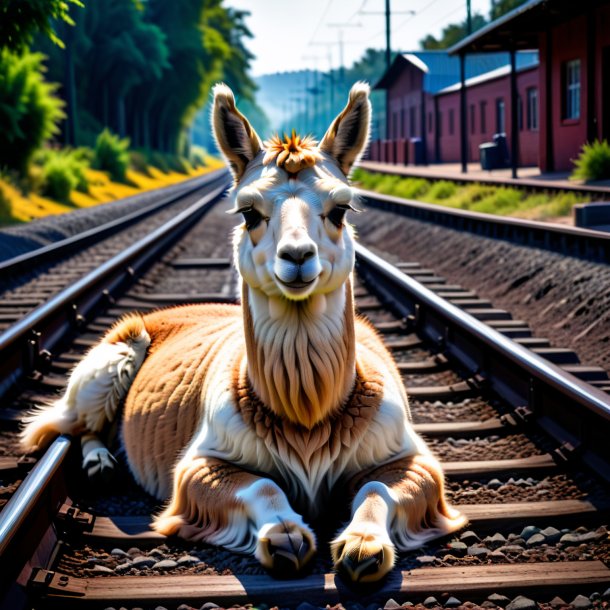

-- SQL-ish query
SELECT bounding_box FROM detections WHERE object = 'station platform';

[358,161,610,197]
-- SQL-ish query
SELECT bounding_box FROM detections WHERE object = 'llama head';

[212,82,371,303]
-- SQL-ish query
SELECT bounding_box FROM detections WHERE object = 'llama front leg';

[332,454,467,583]
[154,456,317,575]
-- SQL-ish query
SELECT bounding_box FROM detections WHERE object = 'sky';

[224,0,492,77]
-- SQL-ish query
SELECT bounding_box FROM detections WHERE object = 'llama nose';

[277,242,317,266]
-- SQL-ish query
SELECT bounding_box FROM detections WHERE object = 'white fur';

[21,330,150,449]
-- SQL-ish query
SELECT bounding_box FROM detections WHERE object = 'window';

[496,98,505,133]
[564,59,581,120]
[470,104,476,135]
[410,106,416,136]
[480,100,487,133]
[449,109,455,135]
[527,88,539,130]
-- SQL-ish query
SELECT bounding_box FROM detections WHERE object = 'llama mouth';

[276,276,318,293]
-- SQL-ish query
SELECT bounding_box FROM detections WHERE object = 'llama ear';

[319,81,371,175]
[212,83,262,181]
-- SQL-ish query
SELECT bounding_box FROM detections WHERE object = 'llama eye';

[326,205,348,228]
[241,208,264,231]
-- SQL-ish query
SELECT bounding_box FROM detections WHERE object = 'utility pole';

[466,0,472,35]
[385,0,391,70]
[327,23,362,88]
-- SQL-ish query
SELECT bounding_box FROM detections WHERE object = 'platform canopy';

[449,0,608,54]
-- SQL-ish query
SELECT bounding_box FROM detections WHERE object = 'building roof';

[449,0,608,54]
[374,50,538,94]
[436,55,539,95]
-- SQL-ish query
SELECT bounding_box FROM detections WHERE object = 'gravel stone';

[131,555,156,569]
[152,559,178,570]
[417,555,437,564]
[489,550,506,562]
[384,600,401,609]
[114,563,132,574]
[447,541,467,556]
[467,545,490,557]
[88,565,114,574]
[570,595,592,609]
[177,555,201,566]
[487,594,510,607]
[199,604,220,610]
[423,597,439,608]
[602,588,610,600]
[459,530,480,544]
[525,533,546,547]
[520,526,540,541]
[506,596,537,610]
[110,548,129,558]
[548,597,567,608]
[444,598,461,608]
[539,526,562,543]
[485,533,506,548]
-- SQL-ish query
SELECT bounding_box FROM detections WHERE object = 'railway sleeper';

[25,562,610,607]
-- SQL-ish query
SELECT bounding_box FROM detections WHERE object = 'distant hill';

[255,70,318,134]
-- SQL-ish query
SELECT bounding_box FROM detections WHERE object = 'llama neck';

[242,279,356,429]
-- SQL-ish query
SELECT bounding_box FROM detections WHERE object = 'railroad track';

[1,190,610,609]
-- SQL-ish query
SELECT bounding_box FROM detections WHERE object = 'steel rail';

[0,436,71,598]
[359,189,610,262]
[0,178,231,398]
[0,168,229,278]
[355,242,610,473]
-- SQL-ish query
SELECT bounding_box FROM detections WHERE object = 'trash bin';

[493,133,510,167]
[479,142,499,170]
[409,137,424,165]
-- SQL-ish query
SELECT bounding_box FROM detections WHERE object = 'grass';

[0,155,224,226]
[352,168,583,221]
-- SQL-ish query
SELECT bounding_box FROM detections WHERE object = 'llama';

[21,82,466,583]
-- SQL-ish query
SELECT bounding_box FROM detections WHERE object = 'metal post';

[510,47,519,179]
[385,0,391,71]
[545,28,554,171]
[459,53,468,173]
[466,0,472,35]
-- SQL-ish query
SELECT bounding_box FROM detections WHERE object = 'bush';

[93,129,130,182]
[571,139,610,181]
[393,178,430,200]
[129,150,152,176]
[427,180,456,201]
[190,146,207,168]
[41,149,89,202]
[0,49,65,175]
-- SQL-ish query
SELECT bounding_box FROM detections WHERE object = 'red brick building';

[371,0,610,175]
[452,0,610,173]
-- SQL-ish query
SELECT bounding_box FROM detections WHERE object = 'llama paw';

[256,520,316,576]
[331,523,395,583]
[82,447,117,485]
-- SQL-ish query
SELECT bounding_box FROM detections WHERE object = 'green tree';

[490,0,530,21]
[420,13,487,49]
[0,0,82,50]
[0,49,65,174]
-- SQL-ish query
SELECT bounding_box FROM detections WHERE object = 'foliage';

[190,146,207,168]
[420,0,526,50]
[35,0,257,156]
[0,49,65,174]
[420,14,487,49]
[38,148,90,202]
[353,169,582,220]
[427,180,457,200]
[571,140,610,181]
[490,0,530,21]
[0,0,83,50]
[93,129,130,182]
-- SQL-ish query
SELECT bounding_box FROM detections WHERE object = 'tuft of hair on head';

[211,83,262,182]
[262,130,322,174]
[319,81,371,176]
